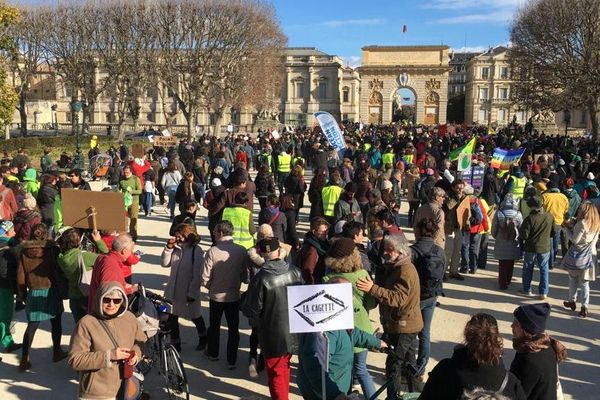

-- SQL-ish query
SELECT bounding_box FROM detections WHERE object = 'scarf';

[513,333,568,362]
[304,231,329,256]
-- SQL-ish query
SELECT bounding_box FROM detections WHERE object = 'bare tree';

[510,0,600,141]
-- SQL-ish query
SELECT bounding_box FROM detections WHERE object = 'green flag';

[449,137,476,161]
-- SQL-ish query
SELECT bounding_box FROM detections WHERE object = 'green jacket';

[118,176,142,205]
[520,209,555,254]
[323,269,377,352]
[57,241,108,299]
[53,195,63,233]
[22,168,40,198]
[41,154,53,172]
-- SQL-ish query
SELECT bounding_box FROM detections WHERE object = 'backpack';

[77,252,93,296]
[411,244,445,299]
[495,211,517,241]
[469,199,483,226]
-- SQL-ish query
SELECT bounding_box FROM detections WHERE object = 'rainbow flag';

[490,148,526,170]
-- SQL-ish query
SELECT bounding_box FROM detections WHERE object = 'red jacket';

[129,160,151,187]
[87,251,133,312]
[101,235,140,278]
[468,198,489,234]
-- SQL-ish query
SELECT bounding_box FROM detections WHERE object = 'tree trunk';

[212,107,224,137]
[117,115,125,140]
[18,93,27,136]
[183,105,194,140]
[588,98,599,143]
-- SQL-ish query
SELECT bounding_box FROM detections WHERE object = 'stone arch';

[392,87,417,123]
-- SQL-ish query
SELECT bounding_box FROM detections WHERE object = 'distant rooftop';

[449,52,479,63]
[286,47,331,57]
[362,45,449,51]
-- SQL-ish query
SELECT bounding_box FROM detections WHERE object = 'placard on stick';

[132,143,145,158]
[61,189,127,232]
[154,136,178,147]
[287,283,354,333]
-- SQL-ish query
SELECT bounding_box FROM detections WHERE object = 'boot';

[563,301,576,311]
[19,355,31,371]
[195,333,208,351]
[580,306,588,318]
[53,348,68,362]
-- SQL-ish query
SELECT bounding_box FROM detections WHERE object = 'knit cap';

[327,237,355,258]
[514,303,551,335]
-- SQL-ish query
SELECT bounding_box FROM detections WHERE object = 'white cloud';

[435,10,514,25]
[423,0,523,10]
[339,56,362,68]
[426,0,524,25]
[449,46,488,53]
[288,18,385,30]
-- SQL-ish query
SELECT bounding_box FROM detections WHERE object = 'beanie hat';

[327,237,355,258]
[257,224,274,241]
[514,303,551,335]
[211,178,222,187]
[0,220,14,236]
[382,180,393,190]
[546,180,558,190]
[527,196,543,210]
[257,237,280,254]
[23,193,37,210]
[344,182,358,193]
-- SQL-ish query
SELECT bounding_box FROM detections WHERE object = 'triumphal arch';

[357,46,450,125]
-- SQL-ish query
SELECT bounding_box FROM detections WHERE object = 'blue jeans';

[167,187,177,217]
[353,350,376,399]
[461,231,481,272]
[523,251,550,295]
[142,191,153,215]
[550,225,561,268]
[417,296,437,376]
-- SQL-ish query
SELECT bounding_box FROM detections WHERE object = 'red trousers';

[265,353,292,400]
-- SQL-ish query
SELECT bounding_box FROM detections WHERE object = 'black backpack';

[411,243,445,299]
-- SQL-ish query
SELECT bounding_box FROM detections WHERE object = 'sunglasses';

[102,297,123,305]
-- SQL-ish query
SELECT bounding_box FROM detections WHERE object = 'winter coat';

[258,207,287,243]
[241,259,303,357]
[254,171,276,198]
[200,236,249,302]
[175,180,202,206]
[492,195,523,261]
[368,253,423,334]
[57,242,109,300]
[410,237,445,300]
[0,238,19,291]
[403,170,421,202]
[283,209,300,248]
[37,183,58,226]
[413,202,445,247]
[284,174,305,210]
[561,188,581,221]
[355,180,372,205]
[68,282,146,400]
[420,345,527,400]
[16,240,59,297]
[160,243,204,319]
[13,209,42,243]
[510,346,559,400]
[564,219,598,281]
[299,231,329,284]
[334,196,362,223]
[297,329,381,400]
[542,189,569,225]
[520,209,555,254]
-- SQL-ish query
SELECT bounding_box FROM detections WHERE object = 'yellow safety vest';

[262,154,272,172]
[511,176,527,199]
[277,154,291,173]
[293,156,304,167]
[364,143,372,152]
[222,206,254,249]
[382,152,395,166]
[403,154,414,165]
[322,185,343,217]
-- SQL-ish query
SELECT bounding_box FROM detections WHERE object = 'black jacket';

[241,260,303,357]
[283,209,299,248]
[37,183,58,225]
[254,171,276,198]
[0,240,19,290]
[410,237,445,300]
[175,181,201,206]
[420,346,527,400]
[510,347,558,400]
[258,208,287,243]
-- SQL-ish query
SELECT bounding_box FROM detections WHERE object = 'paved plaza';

[0,178,598,400]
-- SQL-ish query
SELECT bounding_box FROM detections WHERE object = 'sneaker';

[563,301,576,311]
[539,294,547,300]
[449,273,465,281]
[520,289,533,297]
[468,269,476,274]
[459,267,468,274]
[248,359,258,378]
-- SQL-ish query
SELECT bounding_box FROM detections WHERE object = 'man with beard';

[298,217,330,284]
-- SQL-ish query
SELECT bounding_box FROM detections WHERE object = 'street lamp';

[70,100,84,169]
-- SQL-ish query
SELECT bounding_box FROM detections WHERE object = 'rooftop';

[285,47,331,57]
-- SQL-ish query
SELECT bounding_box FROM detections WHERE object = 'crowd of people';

[1,120,596,399]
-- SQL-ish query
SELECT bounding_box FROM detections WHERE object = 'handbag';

[562,243,594,270]
[98,320,141,400]
[77,252,93,296]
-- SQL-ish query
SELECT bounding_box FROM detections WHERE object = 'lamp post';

[70,99,84,169]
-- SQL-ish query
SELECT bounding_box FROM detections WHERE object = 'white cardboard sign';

[287,283,354,333]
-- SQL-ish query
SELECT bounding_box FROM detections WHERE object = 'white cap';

[382,180,393,190]
[587,172,595,180]
[211,178,222,187]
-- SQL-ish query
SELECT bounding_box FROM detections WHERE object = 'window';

[65,86,73,98]
[209,113,218,125]
[479,108,488,122]
[498,109,507,122]
[461,86,465,93]
[515,110,526,123]
[342,88,350,103]
[500,67,509,79]
[580,110,587,124]
[479,87,489,100]
[481,67,489,79]
[318,81,327,99]
[342,113,349,121]
[498,88,508,99]
[65,112,72,122]
[146,112,155,123]
[295,81,304,99]
[105,113,114,123]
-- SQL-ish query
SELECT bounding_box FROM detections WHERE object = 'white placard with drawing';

[287,283,354,333]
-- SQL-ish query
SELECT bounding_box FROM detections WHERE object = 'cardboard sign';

[458,165,485,189]
[534,153,554,165]
[458,153,472,171]
[154,136,178,147]
[287,283,354,333]
[61,189,127,232]
[131,143,145,159]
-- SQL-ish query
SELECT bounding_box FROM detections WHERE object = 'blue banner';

[314,111,345,151]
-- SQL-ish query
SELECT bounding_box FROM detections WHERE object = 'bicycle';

[129,286,190,400]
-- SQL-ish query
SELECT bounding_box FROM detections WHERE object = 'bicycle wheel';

[162,344,190,400]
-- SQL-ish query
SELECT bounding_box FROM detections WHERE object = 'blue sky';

[273,0,525,66]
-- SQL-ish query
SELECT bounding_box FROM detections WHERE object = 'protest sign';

[154,136,178,147]
[534,153,554,165]
[132,143,145,158]
[287,283,353,333]
[61,189,127,232]
[458,153,472,171]
[314,111,345,151]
